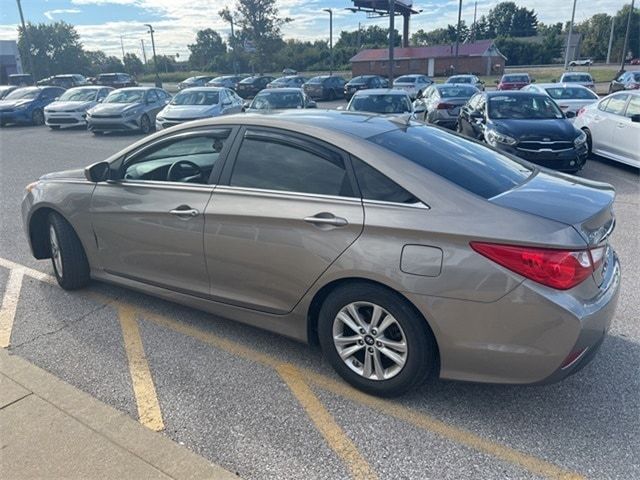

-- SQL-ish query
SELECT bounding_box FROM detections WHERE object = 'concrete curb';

[0,349,239,480]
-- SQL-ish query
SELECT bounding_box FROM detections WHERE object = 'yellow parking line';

[0,258,586,479]
[117,305,165,432]
[0,268,25,348]
[277,363,378,480]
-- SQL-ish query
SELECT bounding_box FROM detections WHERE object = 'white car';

[573,91,640,168]
[569,59,593,67]
[392,74,433,99]
[521,83,599,118]
[44,86,113,129]
[559,72,596,91]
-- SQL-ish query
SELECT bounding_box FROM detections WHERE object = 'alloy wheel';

[49,224,63,278]
[140,115,151,134]
[32,109,44,126]
[332,301,408,381]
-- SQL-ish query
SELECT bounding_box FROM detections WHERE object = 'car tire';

[139,114,151,134]
[47,212,90,290]
[583,128,593,156]
[48,125,60,130]
[318,283,437,397]
[32,109,44,126]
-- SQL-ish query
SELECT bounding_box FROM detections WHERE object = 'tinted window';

[367,125,533,199]
[488,94,562,119]
[604,94,629,115]
[352,157,418,204]
[624,96,640,117]
[146,90,159,102]
[349,93,412,114]
[544,87,598,100]
[230,134,353,196]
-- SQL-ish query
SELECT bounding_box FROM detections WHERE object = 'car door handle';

[304,213,348,227]
[169,206,200,217]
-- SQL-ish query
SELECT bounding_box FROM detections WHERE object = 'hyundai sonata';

[22,111,620,396]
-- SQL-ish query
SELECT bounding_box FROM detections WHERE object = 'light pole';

[620,0,635,72]
[388,0,395,84]
[563,0,578,70]
[323,8,333,75]
[606,17,615,64]
[120,36,125,61]
[144,24,162,88]
[454,0,463,73]
[15,0,34,78]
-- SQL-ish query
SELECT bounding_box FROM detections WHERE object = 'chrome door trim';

[108,179,215,193]
[363,199,430,210]
[213,185,363,204]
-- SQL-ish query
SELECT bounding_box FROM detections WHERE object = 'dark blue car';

[0,86,65,126]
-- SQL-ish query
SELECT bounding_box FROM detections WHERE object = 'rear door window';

[604,94,629,116]
[367,125,533,199]
[352,157,418,204]
[624,96,640,117]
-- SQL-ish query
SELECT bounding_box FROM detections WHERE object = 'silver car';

[346,89,414,116]
[392,74,433,99]
[246,88,316,112]
[446,74,485,91]
[44,86,113,129]
[559,72,596,91]
[22,111,620,396]
[87,87,171,135]
[415,84,479,129]
[522,83,599,118]
[156,87,243,130]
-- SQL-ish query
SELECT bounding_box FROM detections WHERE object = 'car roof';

[532,82,592,89]
[352,88,409,96]
[449,74,474,78]
[256,87,303,93]
[178,87,224,92]
[486,90,543,97]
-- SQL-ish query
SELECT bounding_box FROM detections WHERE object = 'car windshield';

[437,86,478,98]
[488,94,563,119]
[368,124,533,199]
[58,88,98,102]
[349,94,412,114]
[544,87,598,100]
[448,76,472,83]
[171,90,219,105]
[104,90,144,104]
[502,75,529,83]
[395,76,416,83]
[562,74,592,82]
[250,91,303,109]
[210,77,226,83]
[307,76,325,84]
[5,88,39,100]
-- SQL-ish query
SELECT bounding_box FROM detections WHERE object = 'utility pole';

[620,0,635,72]
[357,22,362,50]
[454,0,463,72]
[606,17,615,64]
[563,0,578,70]
[472,1,478,43]
[15,0,34,78]
[144,24,162,88]
[120,36,125,61]
[388,0,395,84]
[323,9,333,75]
[141,39,147,64]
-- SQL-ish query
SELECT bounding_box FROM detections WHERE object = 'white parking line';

[0,268,25,348]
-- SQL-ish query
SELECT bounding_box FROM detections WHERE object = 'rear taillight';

[470,242,599,290]
[436,102,454,109]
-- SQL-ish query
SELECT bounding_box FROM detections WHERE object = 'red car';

[496,73,533,90]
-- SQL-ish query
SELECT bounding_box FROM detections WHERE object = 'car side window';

[229,131,354,197]
[624,96,640,118]
[352,157,418,204]
[123,131,231,184]
[604,94,629,116]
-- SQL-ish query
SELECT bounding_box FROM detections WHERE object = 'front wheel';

[318,283,438,397]
[32,109,44,126]
[139,114,151,134]
[48,212,90,290]
[583,128,593,156]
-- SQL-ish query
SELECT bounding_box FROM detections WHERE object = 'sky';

[0,0,628,59]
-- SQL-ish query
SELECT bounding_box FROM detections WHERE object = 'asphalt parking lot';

[0,121,639,480]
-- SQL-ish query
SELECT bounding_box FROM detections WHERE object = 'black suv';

[96,73,137,89]
[303,75,346,100]
[235,75,275,99]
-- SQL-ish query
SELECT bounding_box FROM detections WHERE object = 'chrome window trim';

[108,179,215,192]
[214,185,362,204]
[363,199,430,210]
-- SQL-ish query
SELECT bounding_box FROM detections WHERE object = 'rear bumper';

[405,249,621,385]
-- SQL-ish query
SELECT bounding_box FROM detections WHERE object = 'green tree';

[611,5,639,63]
[17,21,89,79]
[485,2,538,37]
[85,51,124,75]
[188,29,227,70]
[123,52,144,75]
[411,22,467,45]
[576,14,612,61]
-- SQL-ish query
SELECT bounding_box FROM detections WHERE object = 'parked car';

[96,73,137,89]
[630,58,640,66]
[0,86,65,126]
[22,110,620,396]
[37,74,88,89]
[344,75,386,100]
[282,68,297,75]
[206,75,247,90]
[346,89,414,116]
[246,88,316,112]
[608,71,640,93]
[496,73,533,90]
[521,83,599,118]
[86,87,171,134]
[414,84,479,129]
[235,75,275,99]
[177,76,216,90]
[458,91,588,173]
[8,74,34,86]
[574,91,640,168]
[44,86,113,129]
[156,87,243,130]
[392,74,433,99]
[569,58,593,67]
[0,85,18,99]
[559,72,596,91]
[445,74,484,91]
[302,75,346,100]
[266,75,307,89]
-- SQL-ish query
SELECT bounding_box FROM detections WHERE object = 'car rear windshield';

[171,90,219,105]
[250,91,303,109]
[437,86,477,98]
[367,125,533,199]
[349,94,412,114]
[562,74,592,82]
[502,75,529,83]
[544,87,598,100]
[448,76,472,83]
[395,76,416,83]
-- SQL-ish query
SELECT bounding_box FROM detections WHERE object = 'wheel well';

[29,207,55,259]
[306,278,441,369]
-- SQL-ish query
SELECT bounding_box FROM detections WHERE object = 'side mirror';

[84,161,110,183]
[565,111,576,119]
[631,114,640,123]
